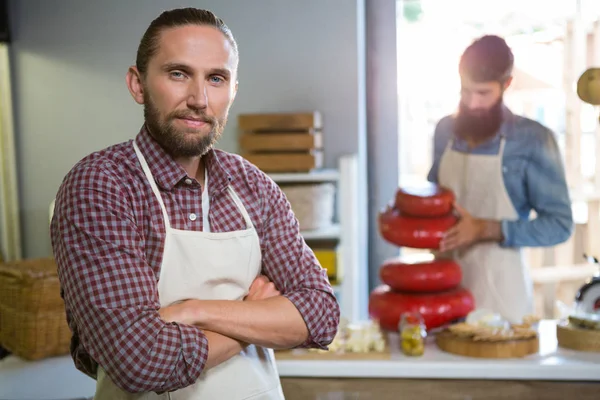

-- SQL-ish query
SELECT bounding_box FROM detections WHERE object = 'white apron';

[438,135,534,323]
[94,142,284,399]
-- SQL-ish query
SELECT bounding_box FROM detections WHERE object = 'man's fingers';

[250,275,269,289]
[440,236,459,252]
[247,276,268,298]
[453,202,468,218]
[443,226,459,239]
[440,229,460,251]
[260,282,280,297]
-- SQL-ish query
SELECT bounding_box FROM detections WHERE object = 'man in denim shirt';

[427,35,573,323]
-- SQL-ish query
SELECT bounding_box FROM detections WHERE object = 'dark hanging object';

[0,0,10,43]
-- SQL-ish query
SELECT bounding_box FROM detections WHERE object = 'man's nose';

[467,96,484,110]
[187,81,208,109]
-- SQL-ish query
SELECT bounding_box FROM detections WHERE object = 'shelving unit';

[269,154,366,322]
[268,169,340,184]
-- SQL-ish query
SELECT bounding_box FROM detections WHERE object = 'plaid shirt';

[50,127,340,393]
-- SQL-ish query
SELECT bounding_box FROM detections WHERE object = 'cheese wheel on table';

[379,255,462,293]
[368,284,475,331]
[378,207,457,249]
[395,182,455,218]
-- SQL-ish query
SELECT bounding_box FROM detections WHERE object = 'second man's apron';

[94,142,284,399]
[438,135,534,323]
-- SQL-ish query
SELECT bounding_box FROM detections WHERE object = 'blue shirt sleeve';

[501,128,574,247]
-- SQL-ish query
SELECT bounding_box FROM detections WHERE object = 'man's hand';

[440,203,503,252]
[159,300,193,324]
[244,275,280,301]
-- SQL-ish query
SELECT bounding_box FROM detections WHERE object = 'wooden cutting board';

[435,331,539,358]
[274,341,391,361]
[557,323,600,352]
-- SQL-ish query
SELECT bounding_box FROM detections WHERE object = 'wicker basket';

[0,257,71,360]
[281,183,336,231]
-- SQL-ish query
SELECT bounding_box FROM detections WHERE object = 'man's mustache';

[169,111,216,125]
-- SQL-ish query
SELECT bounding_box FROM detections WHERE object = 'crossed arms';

[159,275,308,369]
[51,162,339,394]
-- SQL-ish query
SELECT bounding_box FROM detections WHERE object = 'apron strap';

[498,134,507,156]
[202,168,211,232]
[227,186,255,230]
[133,141,171,230]
[202,170,254,232]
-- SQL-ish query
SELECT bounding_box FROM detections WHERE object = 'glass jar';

[399,312,426,356]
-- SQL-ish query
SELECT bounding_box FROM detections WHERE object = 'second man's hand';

[440,202,503,252]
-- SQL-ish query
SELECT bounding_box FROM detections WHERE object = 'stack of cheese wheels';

[379,182,457,249]
[370,182,475,331]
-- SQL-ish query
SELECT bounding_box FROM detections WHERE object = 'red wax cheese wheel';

[395,182,455,218]
[379,256,462,293]
[378,207,457,249]
[368,284,475,331]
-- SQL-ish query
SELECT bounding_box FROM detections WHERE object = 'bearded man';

[51,7,339,399]
[427,35,573,323]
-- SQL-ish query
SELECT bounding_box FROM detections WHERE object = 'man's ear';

[230,80,239,105]
[503,76,513,91]
[126,66,145,105]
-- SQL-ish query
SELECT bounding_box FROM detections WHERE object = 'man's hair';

[459,35,513,83]
[136,8,238,76]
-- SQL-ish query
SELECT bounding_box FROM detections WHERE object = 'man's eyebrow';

[160,62,193,73]
[208,68,232,79]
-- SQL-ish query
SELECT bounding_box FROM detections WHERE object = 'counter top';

[276,320,600,381]
[1,321,599,399]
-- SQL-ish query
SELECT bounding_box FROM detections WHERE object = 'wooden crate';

[238,112,324,173]
[243,152,323,172]
[239,130,322,153]
[238,112,322,131]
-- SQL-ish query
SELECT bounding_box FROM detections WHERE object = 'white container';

[281,183,336,231]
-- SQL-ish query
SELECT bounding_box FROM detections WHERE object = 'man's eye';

[210,76,224,84]
[170,71,185,79]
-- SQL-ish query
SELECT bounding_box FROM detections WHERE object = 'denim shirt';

[427,107,574,248]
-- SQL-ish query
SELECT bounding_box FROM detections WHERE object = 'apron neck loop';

[202,168,210,232]
[133,141,171,230]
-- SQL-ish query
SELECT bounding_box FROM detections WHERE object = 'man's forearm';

[184,296,309,349]
[203,330,246,370]
[159,304,245,371]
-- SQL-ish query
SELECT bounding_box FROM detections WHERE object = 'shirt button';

[185,178,193,185]
[189,213,197,221]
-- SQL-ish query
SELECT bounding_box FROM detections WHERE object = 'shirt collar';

[134,125,233,194]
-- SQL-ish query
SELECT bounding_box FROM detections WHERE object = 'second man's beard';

[454,97,504,142]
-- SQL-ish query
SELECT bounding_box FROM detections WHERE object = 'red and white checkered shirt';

[50,126,340,393]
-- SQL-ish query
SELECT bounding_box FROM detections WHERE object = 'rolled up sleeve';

[500,129,574,248]
[254,169,340,349]
[51,164,208,393]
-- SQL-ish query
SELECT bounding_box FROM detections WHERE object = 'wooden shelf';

[269,169,339,183]
[301,224,341,240]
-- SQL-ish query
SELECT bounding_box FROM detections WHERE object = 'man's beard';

[143,92,226,158]
[454,97,503,141]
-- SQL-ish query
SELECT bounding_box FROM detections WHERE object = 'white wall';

[8,0,367,257]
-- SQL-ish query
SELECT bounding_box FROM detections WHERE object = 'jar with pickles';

[399,312,426,356]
